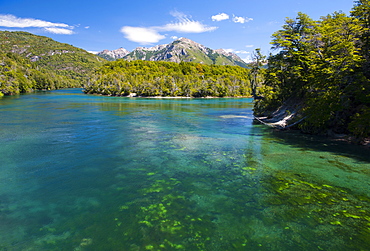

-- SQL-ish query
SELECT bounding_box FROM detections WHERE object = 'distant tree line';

[254,0,370,140]
[84,60,253,97]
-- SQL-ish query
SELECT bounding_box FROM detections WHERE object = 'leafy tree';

[84,60,252,98]
[250,48,266,97]
[302,12,364,133]
[351,0,370,77]
[0,52,79,95]
[269,12,317,100]
[255,6,370,141]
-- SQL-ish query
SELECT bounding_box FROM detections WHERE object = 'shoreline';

[86,92,253,99]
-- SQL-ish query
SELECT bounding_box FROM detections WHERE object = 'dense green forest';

[254,0,370,141]
[0,52,80,95]
[84,60,253,97]
[0,31,104,95]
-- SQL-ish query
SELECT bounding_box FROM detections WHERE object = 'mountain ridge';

[98,38,249,68]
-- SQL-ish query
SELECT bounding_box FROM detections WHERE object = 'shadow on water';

[246,123,370,251]
[254,123,370,163]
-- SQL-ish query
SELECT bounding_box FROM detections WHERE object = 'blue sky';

[0,0,355,62]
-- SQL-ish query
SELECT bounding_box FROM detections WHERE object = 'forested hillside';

[0,31,105,95]
[84,60,252,97]
[254,0,370,142]
[0,53,79,95]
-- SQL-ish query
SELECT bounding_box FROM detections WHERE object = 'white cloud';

[245,44,254,48]
[242,56,253,63]
[120,11,217,44]
[224,49,234,53]
[235,50,250,54]
[44,27,74,35]
[120,26,165,44]
[233,16,253,24]
[0,14,74,34]
[224,49,250,54]
[171,36,179,40]
[212,13,229,22]
[0,14,70,28]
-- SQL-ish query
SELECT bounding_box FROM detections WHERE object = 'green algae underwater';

[0,89,370,250]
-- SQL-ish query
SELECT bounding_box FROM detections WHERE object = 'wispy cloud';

[120,11,217,45]
[245,44,254,48]
[160,20,216,33]
[233,15,253,24]
[0,14,74,34]
[0,14,69,28]
[211,13,230,22]
[44,27,74,35]
[161,11,217,33]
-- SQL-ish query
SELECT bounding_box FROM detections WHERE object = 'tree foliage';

[255,4,370,140]
[0,53,79,95]
[84,60,252,97]
[250,48,267,97]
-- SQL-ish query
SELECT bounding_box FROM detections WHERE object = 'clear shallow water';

[0,89,370,250]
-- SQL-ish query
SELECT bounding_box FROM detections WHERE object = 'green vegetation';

[84,60,252,97]
[254,1,370,141]
[250,48,267,98]
[0,31,105,95]
[0,52,78,95]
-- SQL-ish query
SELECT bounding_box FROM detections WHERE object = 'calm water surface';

[0,89,370,250]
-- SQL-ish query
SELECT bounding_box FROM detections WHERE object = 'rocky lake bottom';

[1,89,370,250]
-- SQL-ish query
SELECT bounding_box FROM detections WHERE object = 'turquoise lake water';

[0,89,370,250]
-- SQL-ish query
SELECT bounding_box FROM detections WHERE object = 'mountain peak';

[173,37,205,49]
[175,37,193,43]
[96,47,129,60]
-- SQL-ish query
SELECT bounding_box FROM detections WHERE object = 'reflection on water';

[0,88,369,250]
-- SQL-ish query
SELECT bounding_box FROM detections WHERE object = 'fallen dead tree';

[253,98,306,129]
[254,114,306,129]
